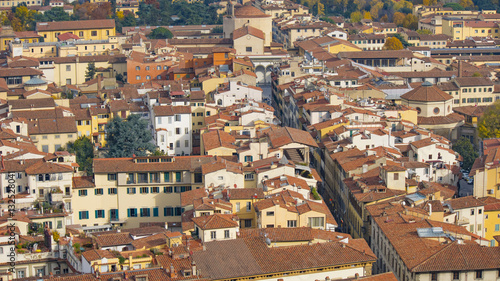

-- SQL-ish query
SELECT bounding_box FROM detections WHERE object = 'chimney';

[458,60,462,78]
[169,264,176,278]
[428,203,432,216]
[164,222,169,230]
[191,260,197,276]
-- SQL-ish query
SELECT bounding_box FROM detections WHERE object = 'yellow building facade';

[36,19,116,43]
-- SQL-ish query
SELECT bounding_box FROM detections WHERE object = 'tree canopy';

[383,37,404,50]
[478,101,500,139]
[453,137,478,171]
[106,115,157,158]
[85,62,96,81]
[66,136,94,176]
[148,27,173,39]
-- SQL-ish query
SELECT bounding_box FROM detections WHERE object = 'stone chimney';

[169,264,177,278]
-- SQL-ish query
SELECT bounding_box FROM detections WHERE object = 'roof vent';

[422,81,433,87]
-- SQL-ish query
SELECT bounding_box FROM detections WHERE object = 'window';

[471,209,475,215]
[164,207,173,216]
[153,207,159,217]
[176,172,182,182]
[236,202,240,212]
[94,188,103,195]
[246,46,252,52]
[247,202,251,212]
[175,115,181,121]
[79,211,89,220]
[57,220,62,229]
[145,66,150,71]
[244,156,253,162]
[433,107,440,114]
[176,128,180,135]
[140,187,149,194]
[453,272,459,280]
[431,273,437,281]
[164,186,172,193]
[78,190,87,196]
[287,220,297,227]
[308,217,324,228]
[79,31,83,37]
[127,187,136,194]
[108,188,117,195]
[140,208,150,217]
[495,224,499,232]
[108,174,117,181]
[66,65,71,71]
[91,31,97,36]
[224,230,230,238]
[185,140,189,147]
[211,231,216,239]
[95,210,105,218]
[136,75,141,80]
[394,173,399,180]
[128,208,137,217]
[266,211,274,216]
[479,209,482,214]
[164,172,170,182]
[151,186,159,194]
[245,219,252,228]
[175,207,183,216]
[245,173,254,181]
[475,270,483,279]
[146,75,151,80]
[17,270,25,278]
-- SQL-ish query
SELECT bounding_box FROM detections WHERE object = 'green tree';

[212,26,223,33]
[392,33,411,47]
[478,101,500,139]
[41,7,71,21]
[85,62,96,81]
[148,27,173,39]
[350,11,362,22]
[417,29,433,35]
[66,136,94,176]
[453,137,478,171]
[106,114,157,158]
[383,37,404,50]
[443,2,465,10]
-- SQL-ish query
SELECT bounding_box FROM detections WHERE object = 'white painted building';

[151,105,192,156]
[214,81,263,107]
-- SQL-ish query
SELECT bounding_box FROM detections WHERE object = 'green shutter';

[153,208,158,217]
[79,212,82,220]
[127,209,131,217]
[95,210,98,218]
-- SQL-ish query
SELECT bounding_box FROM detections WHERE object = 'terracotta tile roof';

[24,161,73,175]
[93,156,215,174]
[453,105,488,117]
[36,19,115,32]
[454,77,494,87]
[181,188,208,207]
[445,196,484,210]
[233,25,265,40]
[0,67,43,77]
[153,105,191,116]
[401,83,452,102]
[234,5,270,18]
[417,113,464,125]
[81,249,116,262]
[227,188,265,200]
[94,232,133,247]
[130,232,170,249]
[202,130,236,151]
[238,227,314,241]
[263,126,318,148]
[201,158,243,175]
[28,117,77,134]
[9,98,55,110]
[191,213,239,230]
